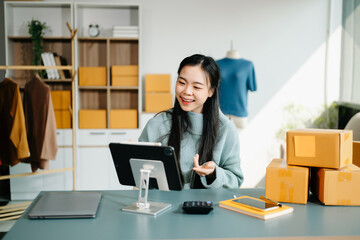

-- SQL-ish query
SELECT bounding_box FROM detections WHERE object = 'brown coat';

[23,76,58,172]
[0,78,30,166]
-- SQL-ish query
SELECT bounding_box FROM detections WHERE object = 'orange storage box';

[79,110,106,129]
[112,76,138,87]
[111,65,138,76]
[145,93,172,113]
[51,90,71,110]
[79,67,106,86]
[145,74,171,92]
[54,110,71,129]
[110,109,137,129]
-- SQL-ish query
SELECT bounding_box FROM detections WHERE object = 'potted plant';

[27,19,47,75]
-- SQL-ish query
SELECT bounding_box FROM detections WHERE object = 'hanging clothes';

[22,75,58,172]
[0,78,30,166]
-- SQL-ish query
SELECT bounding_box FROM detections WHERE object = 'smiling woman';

[139,54,244,189]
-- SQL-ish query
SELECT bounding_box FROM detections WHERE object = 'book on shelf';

[41,52,52,80]
[54,54,66,79]
[48,52,60,80]
[219,196,293,220]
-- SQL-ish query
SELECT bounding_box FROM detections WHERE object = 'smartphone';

[232,197,279,212]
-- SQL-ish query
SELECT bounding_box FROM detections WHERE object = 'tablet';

[109,143,183,191]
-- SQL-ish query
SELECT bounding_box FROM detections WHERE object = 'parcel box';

[51,91,71,110]
[311,164,360,205]
[265,158,309,204]
[145,74,171,92]
[79,67,106,86]
[354,141,360,167]
[79,110,106,129]
[110,109,137,129]
[145,93,172,112]
[287,129,353,169]
[54,110,71,129]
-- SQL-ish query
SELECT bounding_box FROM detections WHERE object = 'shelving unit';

[74,3,141,190]
[1,2,76,200]
[75,3,141,129]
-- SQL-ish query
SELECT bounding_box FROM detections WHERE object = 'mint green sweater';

[139,110,244,189]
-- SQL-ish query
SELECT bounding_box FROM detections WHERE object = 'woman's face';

[175,65,214,114]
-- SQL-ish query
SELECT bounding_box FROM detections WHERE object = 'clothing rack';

[0,22,77,193]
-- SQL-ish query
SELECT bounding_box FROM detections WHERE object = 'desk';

[3,188,360,239]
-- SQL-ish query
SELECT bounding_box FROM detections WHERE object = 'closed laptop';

[28,191,101,219]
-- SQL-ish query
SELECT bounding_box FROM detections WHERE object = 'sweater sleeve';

[200,120,244,189]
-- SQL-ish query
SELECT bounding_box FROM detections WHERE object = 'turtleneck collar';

[187,111,203,135]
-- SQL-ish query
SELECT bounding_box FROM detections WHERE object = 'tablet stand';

[122,159,172,216]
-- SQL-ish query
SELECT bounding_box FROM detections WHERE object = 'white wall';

[45,0,342,187]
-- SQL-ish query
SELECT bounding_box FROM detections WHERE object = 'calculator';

[182,201,213,214]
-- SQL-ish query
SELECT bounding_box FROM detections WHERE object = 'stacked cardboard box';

[51,90,71,129]
[266,129,359,206]
[111,65,138,87]
[145,74,172,112]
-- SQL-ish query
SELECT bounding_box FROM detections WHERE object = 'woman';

[139,54,244,189]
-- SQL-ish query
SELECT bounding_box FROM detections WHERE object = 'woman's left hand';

[192,154,215,176]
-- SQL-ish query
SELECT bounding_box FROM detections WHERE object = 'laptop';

[28,192,102,219]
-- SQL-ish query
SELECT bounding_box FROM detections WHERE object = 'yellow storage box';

[110,109,138,129]
[79,67,106,86]
[54,110,71,129]
[145,74,171,92]
[79,110,106,129]
[51,90,71,110]
[145,93,172,113]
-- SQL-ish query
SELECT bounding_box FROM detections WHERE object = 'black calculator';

[182,201,213,214]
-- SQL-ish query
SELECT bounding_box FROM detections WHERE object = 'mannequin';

[217,42,257,129]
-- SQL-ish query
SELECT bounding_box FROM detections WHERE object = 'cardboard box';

[145,74,171,92]
[111,65,138,76]
[51,91,71,110]
[110,109,137,129]
[287,129,353,169]
[79,67,106,86]
[54,110,71,129]
[145,93,172,112]
[112,76,138,87]
[354,141,360,167]
[265,158,309,204]
[311,164,360,205]
[79,110,106,129]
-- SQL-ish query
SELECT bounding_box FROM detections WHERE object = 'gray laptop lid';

[28,192,101,219]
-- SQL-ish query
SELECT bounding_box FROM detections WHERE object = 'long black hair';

[167,54,220,167]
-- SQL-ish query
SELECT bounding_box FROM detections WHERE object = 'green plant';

[310,102,338,129]
[27,19,47,74]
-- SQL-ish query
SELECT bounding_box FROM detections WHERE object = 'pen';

[259,196,282,207]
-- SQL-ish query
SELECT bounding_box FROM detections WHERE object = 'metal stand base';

[121,160,172,216]
[122,201,171,216]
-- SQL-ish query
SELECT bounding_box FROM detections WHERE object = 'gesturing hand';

[192,154,215,177]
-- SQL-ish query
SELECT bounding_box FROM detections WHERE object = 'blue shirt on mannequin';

[217,58,257,117]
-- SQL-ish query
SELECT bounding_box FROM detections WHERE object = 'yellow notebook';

[219,196,294,220]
